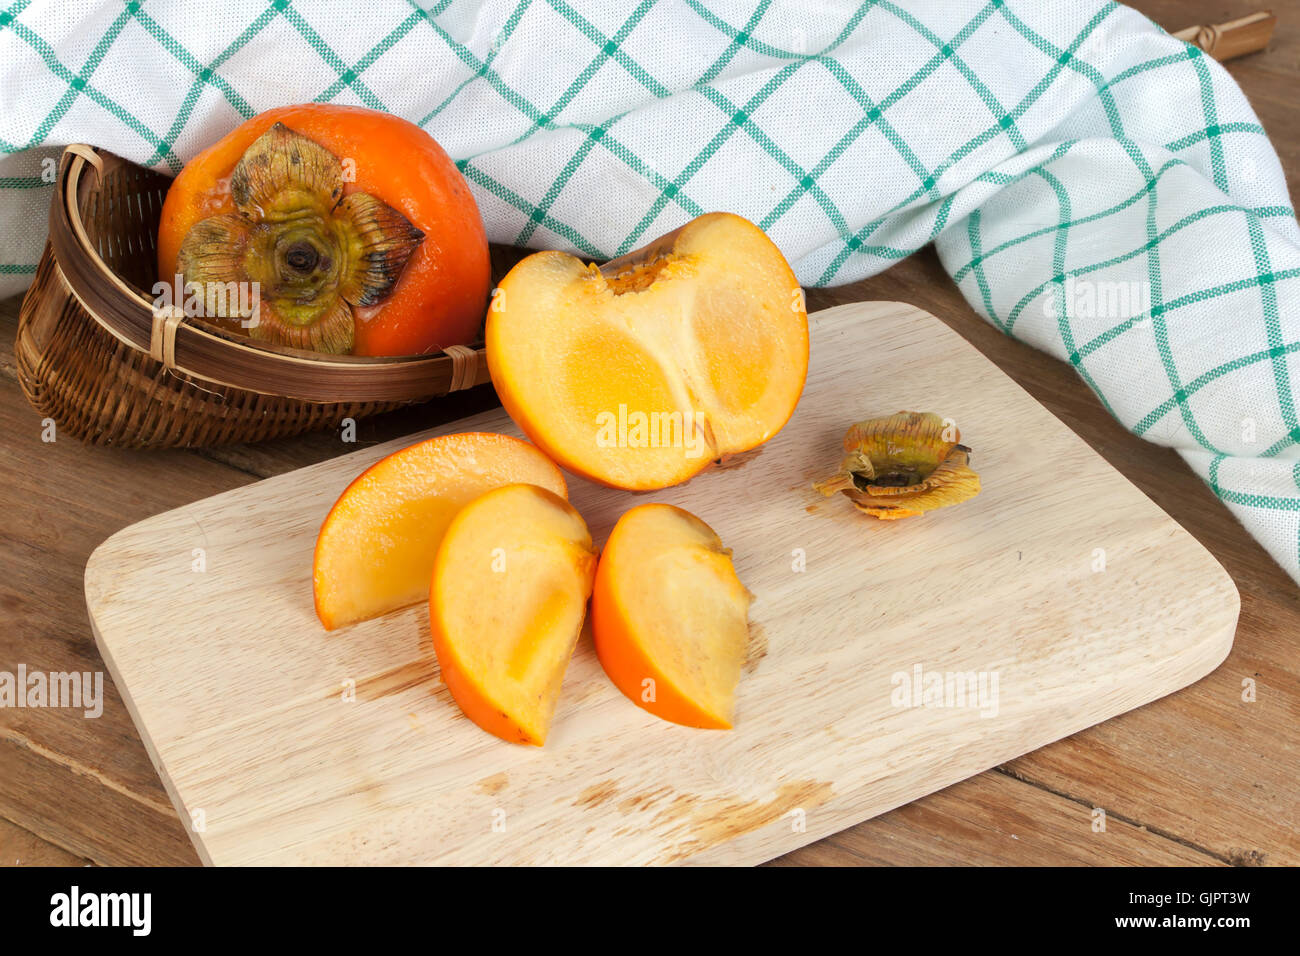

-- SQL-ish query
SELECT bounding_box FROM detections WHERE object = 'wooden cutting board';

[85,301,1238,866]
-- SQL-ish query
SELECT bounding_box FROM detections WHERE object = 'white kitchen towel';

[2,0,1298,586]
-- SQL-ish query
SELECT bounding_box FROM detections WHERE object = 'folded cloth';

[2,0,1298,586]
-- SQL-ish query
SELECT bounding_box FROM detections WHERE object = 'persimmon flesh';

[591,503,751,729]
[487,213,809,490]
[313,433,566,630]
[430,484,597,746]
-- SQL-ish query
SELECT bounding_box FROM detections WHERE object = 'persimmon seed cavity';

[285,241,319,273]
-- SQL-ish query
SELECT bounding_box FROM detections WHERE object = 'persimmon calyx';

[175,122,424,354]
[813,411,981,520]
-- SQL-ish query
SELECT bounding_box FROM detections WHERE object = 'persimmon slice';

[430,484,597,745]
[487,212,809,490]
[591,504,752,729]
[313,433,566,630]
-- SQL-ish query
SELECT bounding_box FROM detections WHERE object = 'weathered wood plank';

[0,816,91,867]
[813,768,1223,866]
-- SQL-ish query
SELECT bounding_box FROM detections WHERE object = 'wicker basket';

[15,145,490,449]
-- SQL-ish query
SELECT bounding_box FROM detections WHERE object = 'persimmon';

[591,503,751,729]
[430,484,597,746]
[486,212,809,490]
[158,104,490,356]
[313,433,566,630]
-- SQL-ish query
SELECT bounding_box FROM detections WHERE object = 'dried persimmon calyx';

[814,411,981,520]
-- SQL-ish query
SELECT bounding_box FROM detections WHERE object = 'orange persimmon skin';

[429,484,596,746]
[157,104,490,357]
[312,432,567,631]
[591,505,739,730]
[591,580,733,730]
[431,623,540,745]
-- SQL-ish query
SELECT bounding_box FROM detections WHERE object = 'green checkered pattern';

[3,0,1299,586]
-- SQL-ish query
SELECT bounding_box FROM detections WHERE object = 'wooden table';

[2,0,1296,867]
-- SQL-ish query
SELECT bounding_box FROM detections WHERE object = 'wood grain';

[84,302,1237,865]
[0,817,89,867]
[0,366,241,865]
[768,769,1223,866]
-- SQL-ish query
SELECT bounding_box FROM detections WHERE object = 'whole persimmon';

[157,104,490,356]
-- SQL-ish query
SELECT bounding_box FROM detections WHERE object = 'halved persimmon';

[591,503,752,729]
[430,484,597,745]
[313,433,565,630]
[486,212,809,490]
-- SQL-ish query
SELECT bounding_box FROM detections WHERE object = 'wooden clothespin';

[1173,11,1276,62]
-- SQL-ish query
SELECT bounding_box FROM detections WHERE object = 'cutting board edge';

[697,602,1241,868]
[86,611,214,867]
[190,606,1241,867]
[820,307,1246,653]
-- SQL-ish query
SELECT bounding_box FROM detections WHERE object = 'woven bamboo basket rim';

[48,145,490,404]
